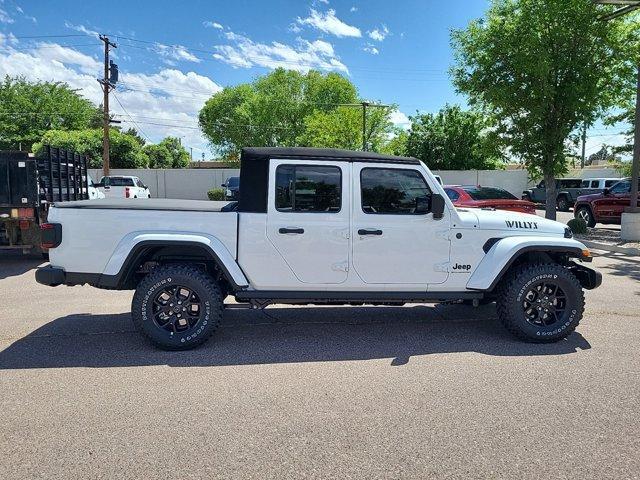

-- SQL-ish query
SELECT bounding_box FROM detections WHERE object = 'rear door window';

[560,179,582,188]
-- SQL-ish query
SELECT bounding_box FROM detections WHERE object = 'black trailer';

[0,146,89,254]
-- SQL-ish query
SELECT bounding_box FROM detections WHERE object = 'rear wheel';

[131,265,223,350]
[575,206,596,227]
[556,195,570,212]
[496,263,584,343]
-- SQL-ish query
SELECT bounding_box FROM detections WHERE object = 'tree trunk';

[544,170,557,220]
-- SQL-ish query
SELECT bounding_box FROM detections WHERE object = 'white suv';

[98,176,151,199]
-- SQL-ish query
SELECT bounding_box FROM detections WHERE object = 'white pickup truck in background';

[36,147,601,350]
[97,175,151,199]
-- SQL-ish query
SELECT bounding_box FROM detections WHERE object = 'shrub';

[567,217,588,235]
[207,188,226,201]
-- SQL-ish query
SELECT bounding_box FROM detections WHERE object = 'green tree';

[143,143,173,168]
[451,0,635,219]
[404,105,503,170]
[33,128,148,169]
[199,68,358,155]
[0,76,101,151]
[298,106,394,151]
[159,137,190,168]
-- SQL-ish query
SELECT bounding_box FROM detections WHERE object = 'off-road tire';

[131,265,223,350]
[575,206,596,228]
[496,263,584,343]
[556,195,570,212]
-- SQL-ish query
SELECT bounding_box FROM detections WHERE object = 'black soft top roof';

[238,147,421,214]
[241,147,419,165]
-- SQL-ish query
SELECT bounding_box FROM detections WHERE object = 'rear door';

[352,164,450,285]
[266,159,350,284]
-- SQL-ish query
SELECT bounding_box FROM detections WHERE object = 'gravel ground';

[0,252,639,479]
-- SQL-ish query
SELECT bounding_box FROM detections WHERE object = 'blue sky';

[0,0,625,158]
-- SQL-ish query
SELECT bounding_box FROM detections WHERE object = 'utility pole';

[190,147,193,161]
[98,35,117,177]
[581,122,587,168]
[355,101,390,151]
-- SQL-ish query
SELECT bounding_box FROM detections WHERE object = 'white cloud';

[390,110,410,130]
[350,6,357,12]
[363,44,378,55]
[317,0,330,4]
[0,40,222,154]
[296,9,361,38]
[0,7,14,23]
[203,21,223,29]
[368,25,389,42]
[0,32,17,45]
[64,21,100,39]
[213,31,348,73]
[154,43,201,63]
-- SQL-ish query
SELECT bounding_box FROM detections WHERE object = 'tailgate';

[0,152,38,207]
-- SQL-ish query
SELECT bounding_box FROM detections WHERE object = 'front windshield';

[226,177,240,188]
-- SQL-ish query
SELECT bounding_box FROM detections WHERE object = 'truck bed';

[55,198,234,212]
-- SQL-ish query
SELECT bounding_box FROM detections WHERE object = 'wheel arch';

[101,235,249,291]
[467,237,590,292]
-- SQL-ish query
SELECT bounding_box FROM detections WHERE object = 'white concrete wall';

[89,168,240,200]
[89,167,622,200]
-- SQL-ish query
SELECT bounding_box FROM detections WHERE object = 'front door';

[266,160,350,284]
[351,164,451,285]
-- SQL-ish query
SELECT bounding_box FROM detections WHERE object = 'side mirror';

[415,196,430,214]
[603,188,610,196]
[431,193,446,220]
[221,183,227,188]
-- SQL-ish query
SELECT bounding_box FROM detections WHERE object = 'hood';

[576,192,604,202]
[454,208,567,236]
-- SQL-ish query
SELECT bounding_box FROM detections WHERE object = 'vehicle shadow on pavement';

[0,304,591,370]
[0,253,42,280]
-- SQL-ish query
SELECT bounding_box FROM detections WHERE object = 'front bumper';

[569,264,602,290]
[35,265,66,286]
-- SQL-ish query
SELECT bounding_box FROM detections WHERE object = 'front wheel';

[496,263,584,343]
[575,206,596,228]
[131,265,223,350]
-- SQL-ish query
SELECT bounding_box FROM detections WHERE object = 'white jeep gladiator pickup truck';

[36,147,601,350]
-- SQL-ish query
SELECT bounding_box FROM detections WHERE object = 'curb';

[580,239,640,257]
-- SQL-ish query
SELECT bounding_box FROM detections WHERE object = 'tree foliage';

[199,68,396,155]
[451,0,636,218]
[404,105,503,170]
[144,137,190,168]
[33,129,148,169]
[0,76,101,150]
[298,106,394,151]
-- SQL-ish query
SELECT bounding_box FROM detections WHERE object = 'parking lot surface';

[0,252,639,479]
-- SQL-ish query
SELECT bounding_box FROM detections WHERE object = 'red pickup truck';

[574,178,640,227]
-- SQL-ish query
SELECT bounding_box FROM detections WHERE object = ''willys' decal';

[505,220,538,229]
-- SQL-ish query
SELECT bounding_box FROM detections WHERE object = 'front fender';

[466,236,588,291]
[103,231,249,289]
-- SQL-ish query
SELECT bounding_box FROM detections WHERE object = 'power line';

[112,91,151,142]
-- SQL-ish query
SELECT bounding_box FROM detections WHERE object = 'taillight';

[41,223,62,249]
[18,208,35,219]
[125,187,130,198]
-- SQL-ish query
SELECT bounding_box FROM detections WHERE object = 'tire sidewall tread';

[131,265,223,350]
[496,263,584,343]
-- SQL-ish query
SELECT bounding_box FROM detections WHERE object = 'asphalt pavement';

[0,251,638,479]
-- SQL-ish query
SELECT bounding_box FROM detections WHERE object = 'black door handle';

[358,229,383,236]
[279,227,304,234]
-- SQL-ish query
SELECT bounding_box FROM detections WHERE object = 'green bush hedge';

[567,217,588,235]
[207,188,226,201]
